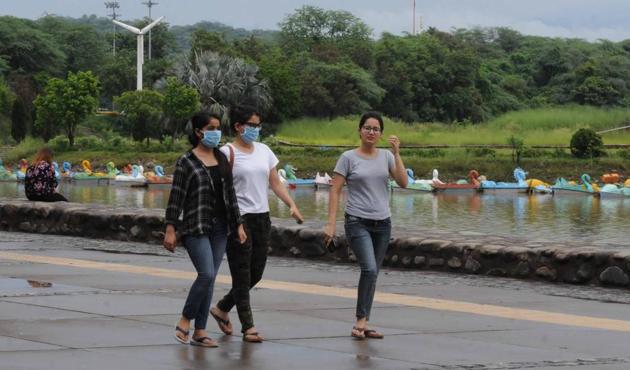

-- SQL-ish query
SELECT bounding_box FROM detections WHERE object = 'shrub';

[48,135,71,152]
[570,128,605,158]
[466,148,497,158]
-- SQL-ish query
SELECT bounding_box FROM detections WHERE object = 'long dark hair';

[187,112,231,178]
[188,112,223,147]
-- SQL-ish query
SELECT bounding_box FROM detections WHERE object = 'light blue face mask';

[201,130,222,148]
[241,126,261,144]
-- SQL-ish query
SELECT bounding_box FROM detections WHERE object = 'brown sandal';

[351,326,366,340]
[364,329,384,339]
[174,326,189,344]
[210,308,233,335]
[242,332,264,343]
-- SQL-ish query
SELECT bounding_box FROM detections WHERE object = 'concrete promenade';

[2,231,630,369]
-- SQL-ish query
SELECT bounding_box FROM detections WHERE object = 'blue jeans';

[182,220,228,330]
[344,214,392,320]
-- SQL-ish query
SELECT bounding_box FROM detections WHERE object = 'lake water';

[0,183,627,248]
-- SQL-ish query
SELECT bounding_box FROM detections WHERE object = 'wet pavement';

[2,232,630,369]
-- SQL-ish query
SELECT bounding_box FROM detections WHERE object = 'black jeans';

[217,212,271,333]
[27,193,68,202]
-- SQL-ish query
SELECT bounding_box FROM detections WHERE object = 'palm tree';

[174,51,272,123]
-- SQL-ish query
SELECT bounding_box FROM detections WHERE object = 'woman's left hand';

[290,206,304,224]
[388,135,401,155]
[237,224,247,244]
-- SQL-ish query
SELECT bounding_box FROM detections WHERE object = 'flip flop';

[174,325,189,344]
[190,336,218,348]
[351,326,366,340]
[210,308,233,335]
[364,329,384,339]
[242,332,264,343]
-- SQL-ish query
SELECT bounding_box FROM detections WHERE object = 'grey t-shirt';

[333,149,395,220]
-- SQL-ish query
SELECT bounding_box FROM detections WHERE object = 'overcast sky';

[3,0,630,41]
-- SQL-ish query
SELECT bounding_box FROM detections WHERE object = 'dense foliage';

[2,6,630,146]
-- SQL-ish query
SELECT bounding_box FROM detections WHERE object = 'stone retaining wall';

[1,200,629,288]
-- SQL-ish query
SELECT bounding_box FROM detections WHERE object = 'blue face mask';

[241,126,261,144]
[201,130,221,148]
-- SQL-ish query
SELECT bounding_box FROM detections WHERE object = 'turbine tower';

[112,17,164,91]
[142,0,159,60]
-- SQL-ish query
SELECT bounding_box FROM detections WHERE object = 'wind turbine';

[112,16,164,91]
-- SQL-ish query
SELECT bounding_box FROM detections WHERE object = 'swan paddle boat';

[314,172,332,189]
[278,164,315,187]
[390,168,433,192]
[113,164,147,187]
[0,159,17,182]
[15,159,28,182]
[432,170,482,193]
[551,174,600,196]
[70,160,111,185]
[599,175,630,198]
[146,165,173,187]
[481,167,530,193]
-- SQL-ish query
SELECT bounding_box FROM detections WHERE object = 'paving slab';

[0,301,97,321]
[0,317,173,349]
[0,336,63,352]
[3,293,183,316]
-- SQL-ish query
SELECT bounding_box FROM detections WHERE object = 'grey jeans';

[344,213,392,320]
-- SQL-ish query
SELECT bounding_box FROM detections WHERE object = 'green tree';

[162,77,200,139]
[0,16,65,75]
[257,48,302,123]
[507,135,524,165]
[34,71,100,146]
[10,97,27,143]
[300,60,384,120]
[279,6,374,69]
[114,90,164,144]
[570,128,605,159]
[37,16,106,74]
[97,51,136,106]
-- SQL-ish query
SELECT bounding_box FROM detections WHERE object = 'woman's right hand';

[323,222,336,245]
[163,226,177,253]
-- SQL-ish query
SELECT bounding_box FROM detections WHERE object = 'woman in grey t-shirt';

[324,112,408,340]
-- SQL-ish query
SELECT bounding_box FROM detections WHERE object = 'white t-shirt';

[220,142,279,215]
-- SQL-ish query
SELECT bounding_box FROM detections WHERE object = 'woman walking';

[210,105,304,343]
[25,147,67,202]
[163,112,246,348]
[323,112,407,340]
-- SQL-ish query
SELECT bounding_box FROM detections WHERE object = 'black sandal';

[174,326,189,344]
[191,336,218,348]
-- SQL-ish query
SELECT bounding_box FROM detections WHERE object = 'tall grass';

[276,106,630,146]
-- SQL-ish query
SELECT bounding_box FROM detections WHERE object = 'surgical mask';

[241,126,260,144]
[201,130,221,148]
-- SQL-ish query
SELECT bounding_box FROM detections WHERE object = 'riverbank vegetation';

[1,6,630,181]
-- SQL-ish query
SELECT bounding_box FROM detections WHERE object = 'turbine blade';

[140,16,165,34]
[113,19,141,34]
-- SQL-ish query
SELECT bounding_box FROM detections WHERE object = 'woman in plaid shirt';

[163,112,247,348]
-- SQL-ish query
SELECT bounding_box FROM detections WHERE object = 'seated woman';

[24,147,68,202]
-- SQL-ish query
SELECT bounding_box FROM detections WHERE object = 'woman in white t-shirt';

[324,111,408,340]
[210,105,304,343]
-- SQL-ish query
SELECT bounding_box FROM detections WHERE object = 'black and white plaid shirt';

[165,150,242,236]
